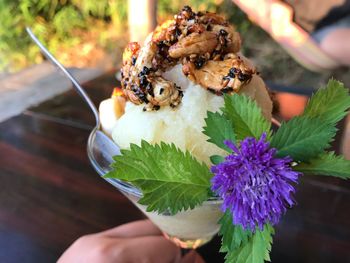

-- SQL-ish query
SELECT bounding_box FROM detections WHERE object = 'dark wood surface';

[0,72,350,263]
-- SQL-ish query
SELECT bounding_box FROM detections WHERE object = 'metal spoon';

[26,27,121,174]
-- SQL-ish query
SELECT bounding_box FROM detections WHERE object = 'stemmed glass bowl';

[87,127,223,249]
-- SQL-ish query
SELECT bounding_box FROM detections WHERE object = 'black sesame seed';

[181,5,195,19]
[153,105,160,111]
[238,73,249,82]
[131,85,138,92]
[133,88,148,103]
[206,24,212,31]
[159,88,164,95]
[146,83,154,96]
[222,87,233,93]
[194,57,206,69]
[223,38,228,47]
[131,56,137,65]
[175,27,182,37]
[138,66,150,77]
[183,5,192,13]
[219,29,228,36]
[143,66,150,75]
[139,94,148,103]
[229,68,235,78]
[139,75,148,87]
[195,61,203,69]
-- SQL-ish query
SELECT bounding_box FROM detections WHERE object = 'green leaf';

[210,155,225,165]
[218,211,274,263]
[272,80,350,163]
[270,116,336,162]
[295,152,350,179]
[219,210,253,253]
[303,79,350,125]
[225,225,274,263]
[222,94,271,141]
[203,111,236,152]
[105,140,212,214]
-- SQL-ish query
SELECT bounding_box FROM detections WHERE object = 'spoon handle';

[25,27,100,128]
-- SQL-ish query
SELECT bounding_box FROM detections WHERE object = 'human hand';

[58,219,205,263]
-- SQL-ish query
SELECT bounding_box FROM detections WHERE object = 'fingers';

[88,220,206,263]
[107,235,182,263]
[58,225,206,263]
[100,219,163,238]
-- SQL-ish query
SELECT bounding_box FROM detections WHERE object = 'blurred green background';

[1,0,348,88]
[0,0,251,72]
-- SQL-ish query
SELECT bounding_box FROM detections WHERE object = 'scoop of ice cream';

[99,89,126,136]
[99,98,117,135]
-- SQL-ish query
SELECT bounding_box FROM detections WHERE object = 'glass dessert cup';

[87,128,223,249]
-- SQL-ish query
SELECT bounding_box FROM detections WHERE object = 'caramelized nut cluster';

[121,6,255,110]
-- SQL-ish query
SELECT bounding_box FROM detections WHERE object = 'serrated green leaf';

[225,225,274,263]
[219,210,252,253]
[210,155,225,165]
[222,94,271,141]
[295,152,350,179]
[203,111,236,152]
[105,140,212,214]
[303,79,350,125]
[270,116,336,162]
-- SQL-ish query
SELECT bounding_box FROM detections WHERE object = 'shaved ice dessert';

[99,6,274,248]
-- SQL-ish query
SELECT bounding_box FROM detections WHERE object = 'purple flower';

[211,133,300,231]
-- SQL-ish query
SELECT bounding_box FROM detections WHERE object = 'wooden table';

[0,72,350,263]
